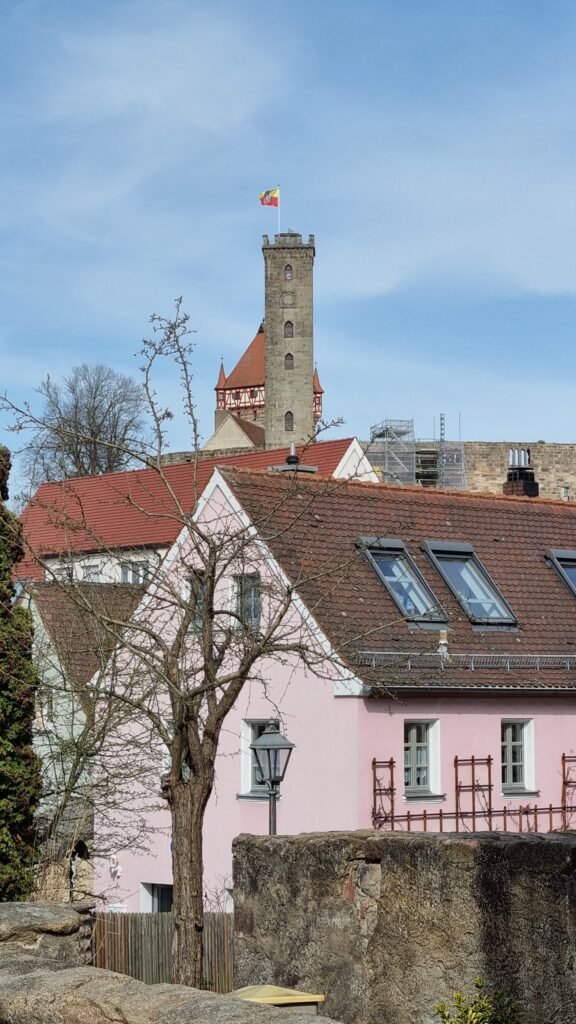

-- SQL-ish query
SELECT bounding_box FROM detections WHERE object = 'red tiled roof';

[218,326,323,393]
[19,438,356,578]
[222,327,265,388]
[218,468,576,691]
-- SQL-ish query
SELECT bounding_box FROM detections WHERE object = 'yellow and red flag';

[259,187,280,207]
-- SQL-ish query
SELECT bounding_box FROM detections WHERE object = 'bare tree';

[6,302,389,987]
[12,363,151,492]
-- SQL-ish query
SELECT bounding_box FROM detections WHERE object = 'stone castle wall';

[464,441,576,500]
[233,830,576,1024]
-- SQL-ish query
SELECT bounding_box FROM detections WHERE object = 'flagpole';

[277,184,280,234]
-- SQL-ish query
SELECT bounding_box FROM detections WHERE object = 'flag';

[259,188,280,207]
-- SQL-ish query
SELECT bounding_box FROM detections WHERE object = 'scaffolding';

[368,419,416,486]
[437,413,467,489]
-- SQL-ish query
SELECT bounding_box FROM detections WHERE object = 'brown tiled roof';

[18,438,356,577]
[28,582,145,687]
[219,469,576,692]
[234,418,265,446]
[219,326,323,393]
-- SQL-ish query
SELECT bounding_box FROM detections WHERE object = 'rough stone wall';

[263,233,315,449]
[233,830,576,1024]
[0,903,342,1023]
[0,902,94,976]
[464,441,576,500]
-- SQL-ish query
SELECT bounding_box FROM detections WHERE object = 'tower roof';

[219,324,323,393]
[222,325,265,389]
[215,361,226,389]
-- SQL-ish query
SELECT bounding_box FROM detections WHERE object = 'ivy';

[0,447,42,900]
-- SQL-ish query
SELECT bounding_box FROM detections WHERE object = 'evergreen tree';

[0,447,41,899]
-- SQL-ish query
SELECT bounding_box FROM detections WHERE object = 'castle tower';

[263,232,315,448]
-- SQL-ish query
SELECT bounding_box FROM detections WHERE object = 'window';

[546,549,576,597]
[404,722,430,792]
[422,542,516,625]
[235,573,261,631]
[82,563,100,582]
[403,720,441,796]
[240,719,279,794]
[150,884,173,912]
[360,539,446,622]
[189,569,207,630]
[284,411,294,432]
[284,264,293,281]
[284,321,294,338]
[501,720,534,792]
[284,353,294,370]
[121,561,150,584]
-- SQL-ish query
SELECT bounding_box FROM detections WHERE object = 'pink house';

[95,464,576,913]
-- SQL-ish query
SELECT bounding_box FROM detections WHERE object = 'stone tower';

[263,232,315,448]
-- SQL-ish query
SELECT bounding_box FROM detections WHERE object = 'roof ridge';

[219,465,576,508]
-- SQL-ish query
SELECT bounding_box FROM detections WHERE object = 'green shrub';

[435,979,518,1024]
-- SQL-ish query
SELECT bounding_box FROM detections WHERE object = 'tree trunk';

[170,779,210,987]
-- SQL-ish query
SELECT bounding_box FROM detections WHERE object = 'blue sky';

[1,0,576,477]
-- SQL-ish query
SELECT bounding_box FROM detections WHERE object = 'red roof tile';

[222,327,265,388]
[219,326,323,393]
[19,438,356,577]
[219,469,576,691]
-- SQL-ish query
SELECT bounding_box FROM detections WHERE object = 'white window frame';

[82,562,101,583]
[403,719,441,798]
[120,560,150,584]
[501,718,535,794]
[240,719,279,796]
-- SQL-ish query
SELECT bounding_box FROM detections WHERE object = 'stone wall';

[233,830,576,1024]
[0,903,341,1024]
[464,441,576,500]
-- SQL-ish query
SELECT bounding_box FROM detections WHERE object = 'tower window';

[284,353,294,370]
[284,321,294,339]
[284,264,293,281]
[285,411,294,432]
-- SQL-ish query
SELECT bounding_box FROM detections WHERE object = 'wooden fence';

[91,911,234,992]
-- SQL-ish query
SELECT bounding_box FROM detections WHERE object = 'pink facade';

[99,677,576,911]
[94,472,576,911]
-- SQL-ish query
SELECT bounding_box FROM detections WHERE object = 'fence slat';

[91,911,232,991]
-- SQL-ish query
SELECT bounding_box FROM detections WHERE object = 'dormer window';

[284,264,293,281]
[546,549,576,597]
[358,538,446,622]
[422,542,516,625]
[284,353,294,370]
[284,321,293,339]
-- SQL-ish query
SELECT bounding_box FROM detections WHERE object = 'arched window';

[284,264,293,281]
[284,411,294,432]
[284,321,294,338]
[284,352,294,370]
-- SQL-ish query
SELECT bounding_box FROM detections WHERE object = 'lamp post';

[250,723,295,835]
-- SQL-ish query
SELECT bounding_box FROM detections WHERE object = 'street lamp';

[250,723,295,836]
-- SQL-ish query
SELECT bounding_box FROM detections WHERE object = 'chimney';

[503,466,539,498]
